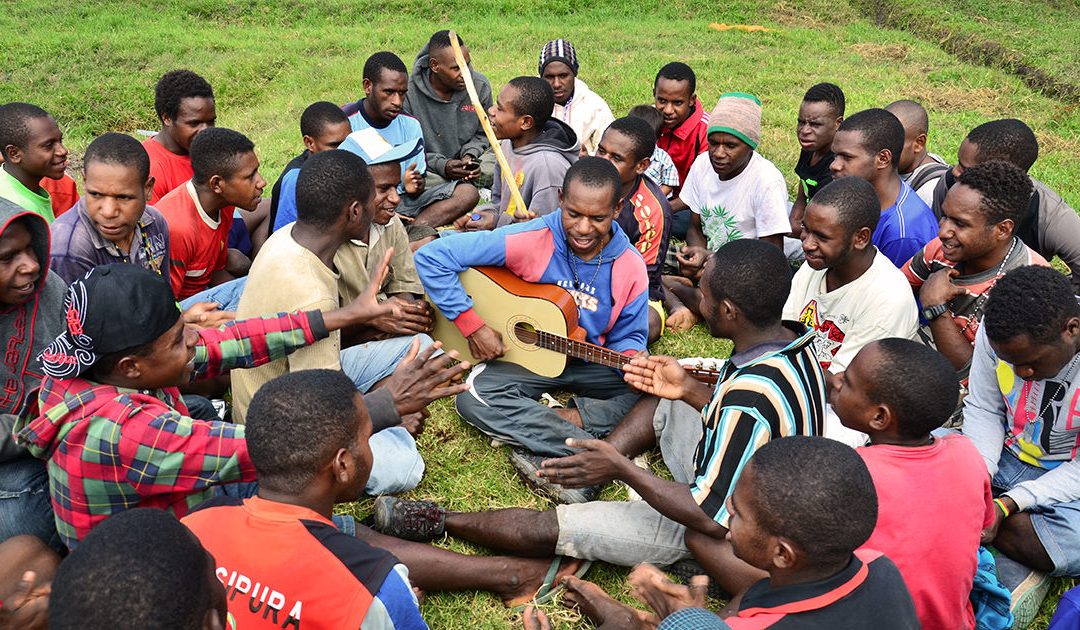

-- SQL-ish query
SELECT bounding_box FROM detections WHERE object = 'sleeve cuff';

[453,308,485,338]
[306,310,329,340]
[364,388,402,433]
[1003,487,1036,512]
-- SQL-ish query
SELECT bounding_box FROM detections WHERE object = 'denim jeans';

[0,457,63,553]
[180,277,248,313]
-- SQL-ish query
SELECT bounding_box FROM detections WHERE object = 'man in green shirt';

[0,103,69,223]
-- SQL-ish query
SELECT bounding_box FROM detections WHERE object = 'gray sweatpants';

[455,359,639,456]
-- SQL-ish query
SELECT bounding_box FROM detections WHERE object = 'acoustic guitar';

[430,266,722,384]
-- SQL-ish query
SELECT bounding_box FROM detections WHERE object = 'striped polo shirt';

[690,322,827,526]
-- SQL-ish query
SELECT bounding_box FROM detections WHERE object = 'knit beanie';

[707,92,762,150]
[538,39,579,76]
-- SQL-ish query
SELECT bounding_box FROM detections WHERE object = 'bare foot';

[561,576,650,629]
[628,564,708,620]
[500,557,584,608]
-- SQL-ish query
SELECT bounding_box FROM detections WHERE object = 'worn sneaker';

[373,496,446,542]
[507,448,600,504]
[995,553,1052,629]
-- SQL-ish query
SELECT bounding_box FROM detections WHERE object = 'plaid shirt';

[16,311,327,548]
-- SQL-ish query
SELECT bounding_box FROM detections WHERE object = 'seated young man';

[525,437,918,630]
[652,62,709,207]
[403,31,492,206]
[343,51,473,243]
[783,177,917,444]
[596,116,672,343]
[833,339,994,629]
[903,161,1048,384]
[830,108,938,268]
[268,101,351,233]
[382,239,827,602]
[12,258,408,548]
[666,92,789,322]
[885,99,948,207]
[0,200,65,553]
[232,150,430,494]
[47,508,228,630]
[627,104,679,198]
[156,127,264,312]
[462,76,579,231]
[0,102,69,222]
[50,133,171,283]
[539,39,614,157]
[788,82,845,236]
[416,158,646,501]
[0,535,57,630]
[931,118,1080,293]
[185,370,426,629]
[963,266,1080,617]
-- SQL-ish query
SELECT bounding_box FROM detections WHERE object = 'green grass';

[4,1,1078,627]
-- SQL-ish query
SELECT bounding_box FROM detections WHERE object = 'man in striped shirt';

[375,239,827,600]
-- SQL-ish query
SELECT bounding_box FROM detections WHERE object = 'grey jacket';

[403,42,493,178]
[0,198,65,462]
[492,119,580,226]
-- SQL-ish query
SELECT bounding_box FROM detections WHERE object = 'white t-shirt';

[783,248,918,374]
[680,151,789,250]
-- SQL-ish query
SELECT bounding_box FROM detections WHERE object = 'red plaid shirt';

[16,311,326,548]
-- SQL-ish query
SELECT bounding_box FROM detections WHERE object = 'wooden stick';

[449,30,528,217]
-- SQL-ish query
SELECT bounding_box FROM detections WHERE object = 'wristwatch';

[921,303,948,321]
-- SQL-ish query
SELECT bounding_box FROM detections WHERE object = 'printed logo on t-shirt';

[218,565,303,628]
[798,300,846,370]
[556,279,600,312]
[699,204,744,250]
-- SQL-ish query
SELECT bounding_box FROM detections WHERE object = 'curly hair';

[956,161,1033,228]
[153,69,214,123]
[654,62,697,96]
[967,119,1038,172]
[984,266,1078,344]
[837,108,904,170]
[0,102,51,156]
[363,51,408,83]
[864,339,959,437]
[803,82,846,118]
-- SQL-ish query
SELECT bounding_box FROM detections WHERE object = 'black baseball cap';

[40,264,181,379]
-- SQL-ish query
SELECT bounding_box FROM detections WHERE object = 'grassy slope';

[3,1,1077,627]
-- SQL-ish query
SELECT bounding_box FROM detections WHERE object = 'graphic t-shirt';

[616,176,672,301]
[344,106,426,190]
[783,248,917,373]
[680,151,789,250]
[794,149,835,200]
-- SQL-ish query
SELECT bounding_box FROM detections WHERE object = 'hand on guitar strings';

[467,324,507,362]
[323,249,402,331]
[536,438,629,488]
[381,338,472,419]
[369,296,435,335]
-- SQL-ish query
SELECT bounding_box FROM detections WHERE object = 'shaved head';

[885,100,929,136]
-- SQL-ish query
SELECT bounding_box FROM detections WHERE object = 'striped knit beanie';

[707,92,762,150]
[538,39,579,75]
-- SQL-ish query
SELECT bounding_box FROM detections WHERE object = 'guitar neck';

[527,329,721,385]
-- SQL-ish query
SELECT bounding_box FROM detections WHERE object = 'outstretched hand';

[623,354,693,400]
[325,249,401,331]
[383,339,471,418]
[182,302,236,329]
[628,564,708,621]
[537,438,628,488]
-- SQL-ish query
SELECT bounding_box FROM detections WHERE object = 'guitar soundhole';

[514,322,539,346]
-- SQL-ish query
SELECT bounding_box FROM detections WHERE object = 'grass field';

[4,1,1078,627]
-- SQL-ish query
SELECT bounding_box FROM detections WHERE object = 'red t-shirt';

[144,136,193,204]
[657,98,710,192]
[43,174,79,217]
[183,497,396,630]
[156,180,233,299]
[859,435,995,630]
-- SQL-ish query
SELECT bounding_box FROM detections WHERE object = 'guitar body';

[430,267,585,378]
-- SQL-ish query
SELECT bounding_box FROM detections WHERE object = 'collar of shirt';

[186,180,220,229]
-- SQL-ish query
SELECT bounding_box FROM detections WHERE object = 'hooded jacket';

[492,119,580,225]
[403,42,493,178]
[0,198,65,463]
